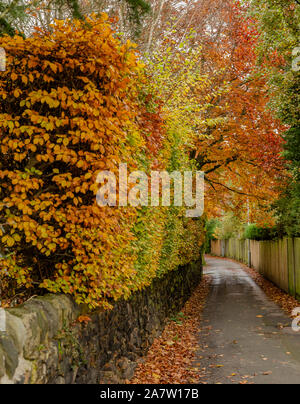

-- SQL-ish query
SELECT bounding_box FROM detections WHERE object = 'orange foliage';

[141,0,287,225]
[190,1,287,224]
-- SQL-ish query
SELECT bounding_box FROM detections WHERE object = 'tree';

[145,0,286,224]
[70,0,151,37]
[0,0,84,36]
[124,0,151,34]
[0,15,204,307]
[273,127,300,237]
[250,0,300,236]
[0,0,28,35]
[0,0,151,37]
[250,0,300,126]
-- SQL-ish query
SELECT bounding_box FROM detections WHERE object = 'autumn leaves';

[0,2,287,308]
[0,15,204,308]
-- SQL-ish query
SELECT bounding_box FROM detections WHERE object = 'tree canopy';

[250,0,300,236]
[0,0,151,36]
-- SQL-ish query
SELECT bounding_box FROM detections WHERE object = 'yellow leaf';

[14,89,22,98]
[7,236,15,247]
[22,76,28,85]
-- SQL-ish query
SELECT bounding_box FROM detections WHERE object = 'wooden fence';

[211,238,300,299]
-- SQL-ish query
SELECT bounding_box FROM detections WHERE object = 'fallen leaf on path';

[242,264,300,318]
[166,340,175,346]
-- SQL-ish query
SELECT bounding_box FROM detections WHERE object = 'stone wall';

[0,260,202,384]
[211,238,300,299]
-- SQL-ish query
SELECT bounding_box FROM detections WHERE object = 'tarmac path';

[195,257,300,384]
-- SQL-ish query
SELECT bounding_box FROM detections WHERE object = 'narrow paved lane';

[196,257,300,384]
